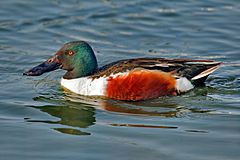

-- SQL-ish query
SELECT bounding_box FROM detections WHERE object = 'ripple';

[110,123,178,129]
[53,128,91,136]
[185,129,208,133]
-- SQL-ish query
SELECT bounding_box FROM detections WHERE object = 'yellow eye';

[68,51,75,56]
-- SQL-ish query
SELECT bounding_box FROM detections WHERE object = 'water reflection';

[101,99,181,117]
[29,89,212,136]
[32,104,95,128]
[53,128,91,136]
[29,103,95,136]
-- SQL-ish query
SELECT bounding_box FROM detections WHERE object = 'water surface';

[0,0,239,160]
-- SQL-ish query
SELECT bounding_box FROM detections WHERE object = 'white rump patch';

[176,77,194,93]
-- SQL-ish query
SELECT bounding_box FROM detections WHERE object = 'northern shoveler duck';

[24,41,222,101]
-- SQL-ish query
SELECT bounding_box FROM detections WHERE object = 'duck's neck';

[63,66,98,79]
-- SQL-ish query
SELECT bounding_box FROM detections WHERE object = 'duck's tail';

[172,60,222,93]
[180,61,222,86]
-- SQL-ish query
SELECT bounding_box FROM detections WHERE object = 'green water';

[0,0,239,160]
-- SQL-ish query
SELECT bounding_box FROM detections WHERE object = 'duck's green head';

[23,41,98,79]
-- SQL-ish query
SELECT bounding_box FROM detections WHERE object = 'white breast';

[60,77,107,96]
[60,72,129,96]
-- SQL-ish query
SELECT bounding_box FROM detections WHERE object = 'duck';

[23,41,222,101]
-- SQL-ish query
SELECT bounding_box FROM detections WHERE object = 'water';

[0,0,239,159]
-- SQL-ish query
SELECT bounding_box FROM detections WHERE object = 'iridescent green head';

[23,41,98,79]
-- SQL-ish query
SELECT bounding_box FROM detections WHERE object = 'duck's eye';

[68,51,75,56]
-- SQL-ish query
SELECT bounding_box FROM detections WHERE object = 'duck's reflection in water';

[29,91,210,136]
[29,102,95,135]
